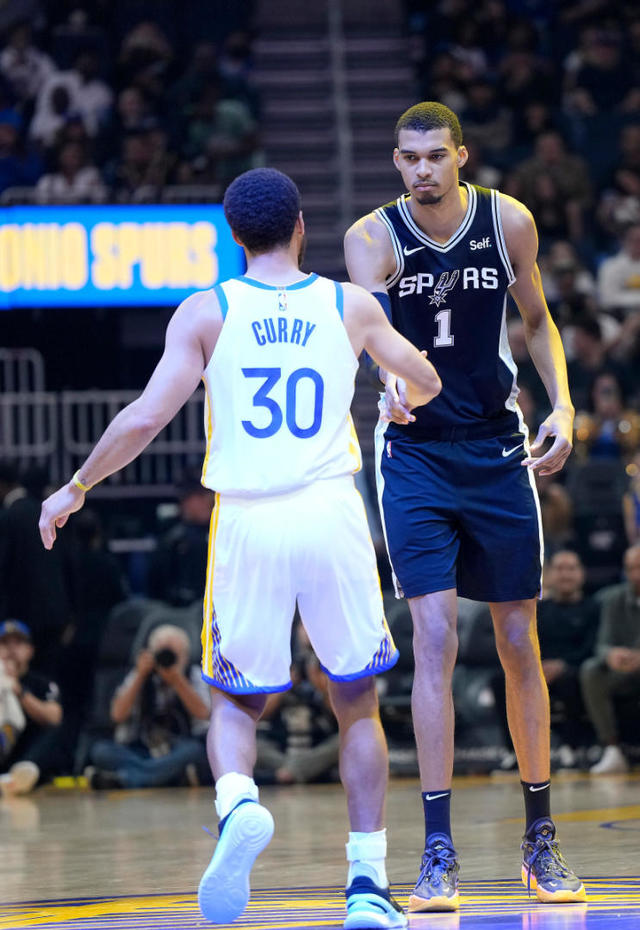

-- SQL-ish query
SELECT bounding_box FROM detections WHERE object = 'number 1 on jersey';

[434,308,454,347]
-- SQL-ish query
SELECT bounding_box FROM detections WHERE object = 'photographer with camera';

[86,624,210,790]
[0,620,63,796]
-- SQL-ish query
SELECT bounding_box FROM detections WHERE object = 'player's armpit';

[344,213,395,292]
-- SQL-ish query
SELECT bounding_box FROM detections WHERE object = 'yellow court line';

[501,804,640,824]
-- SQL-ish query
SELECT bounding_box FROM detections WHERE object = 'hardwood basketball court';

[1,772,639,929]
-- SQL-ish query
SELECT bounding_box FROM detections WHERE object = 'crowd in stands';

[0,3,262,204]
[2,0,640,791]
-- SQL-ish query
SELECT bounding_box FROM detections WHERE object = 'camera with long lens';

[154,647,178,668]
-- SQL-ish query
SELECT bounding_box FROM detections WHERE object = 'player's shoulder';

[339,281,379,316]
[496,191,536,237]
[176,286,224,319]
[344,209,392,248]
[170,286,226,342]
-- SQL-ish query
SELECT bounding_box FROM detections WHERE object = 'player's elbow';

[125,402,166,441]
[416,370,442,405]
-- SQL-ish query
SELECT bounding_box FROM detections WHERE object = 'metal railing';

[0,388,207,495]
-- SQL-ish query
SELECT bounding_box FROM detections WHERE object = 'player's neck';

[408,181,468,244]
[244,248,308,286]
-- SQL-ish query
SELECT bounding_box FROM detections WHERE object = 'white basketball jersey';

[201,273,362,496]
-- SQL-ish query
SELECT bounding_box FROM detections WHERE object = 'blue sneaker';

[344,875,407,929]
[408,833,460,912]
[198,799,274,923]
[521,818,586,903]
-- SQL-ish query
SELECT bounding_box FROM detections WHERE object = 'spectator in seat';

[0,20,55,106]
[581,544,640,774]
[182,78,261,187]
[597,223,640,318]
[35,139,106,203]
[255,624,339,785]
[573,371,640,461]
[597,125,640,240]
[623,451,640,545]
[86,624,209,789]
[492,551,599,770]
[0,620,63,796]
[147,473,214,607]
[0,107,43,195]
[507,131,593,246]
[0,464,76,678]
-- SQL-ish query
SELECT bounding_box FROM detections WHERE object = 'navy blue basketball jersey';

[376,182,521,436]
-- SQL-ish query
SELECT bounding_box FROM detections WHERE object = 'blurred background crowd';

[1,0,640,794]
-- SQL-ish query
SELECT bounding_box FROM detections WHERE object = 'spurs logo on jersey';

[398,266,499,302]
[428,270,459,307]
[374,182,521,434]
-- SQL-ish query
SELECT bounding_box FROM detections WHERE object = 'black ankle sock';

[422,789,452,845]
[521,779,551,833]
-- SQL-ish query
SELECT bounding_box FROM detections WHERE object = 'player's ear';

[457,146,468,169]
[230,229,245,247]
[393,147,401,171]
[295,211,305,237]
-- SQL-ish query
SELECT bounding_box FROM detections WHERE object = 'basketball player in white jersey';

[39,168,441,928]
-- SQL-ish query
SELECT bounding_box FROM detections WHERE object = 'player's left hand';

[522,407,573,476]
[39,483,86,550]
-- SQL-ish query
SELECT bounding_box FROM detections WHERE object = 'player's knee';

[494,618,538,669]
[412,614,458,665]
[329,675,379,721]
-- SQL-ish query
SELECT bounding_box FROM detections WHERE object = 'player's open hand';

[379,374,415,425]
[39,483,86,550]
[522,407,573,476]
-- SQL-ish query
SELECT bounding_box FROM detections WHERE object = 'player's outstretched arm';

[343,283,441,409]
[39,291,219,549]
[344,214,415,419]
[501,194,574,476]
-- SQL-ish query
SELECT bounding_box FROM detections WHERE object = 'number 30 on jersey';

[241,367,324,438]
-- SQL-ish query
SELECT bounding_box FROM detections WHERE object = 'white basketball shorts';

[201,475,398,693]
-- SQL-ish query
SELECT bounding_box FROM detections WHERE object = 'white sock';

[215,772,259,820]
[346,829,388,888]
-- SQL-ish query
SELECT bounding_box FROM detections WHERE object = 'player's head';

[223,168,303,256]
[395,102,463,148]
[393,101,467,205]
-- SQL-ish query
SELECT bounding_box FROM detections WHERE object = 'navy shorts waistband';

[388,417,520,442]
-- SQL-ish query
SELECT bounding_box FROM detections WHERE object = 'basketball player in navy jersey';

[39,168,441,928]
[345,103,585,910]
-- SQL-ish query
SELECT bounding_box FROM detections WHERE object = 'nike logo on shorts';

[424,792,450,801]
[502,443,524,458]
[529,783,550,792]
[403,245,425,256]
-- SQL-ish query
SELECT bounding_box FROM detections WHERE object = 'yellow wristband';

[71,471,92,492]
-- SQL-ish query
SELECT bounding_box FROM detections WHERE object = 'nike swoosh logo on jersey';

[529,783,550,792]
[424,792,450,801]
[403,245,425,256]
[502,443,524,458]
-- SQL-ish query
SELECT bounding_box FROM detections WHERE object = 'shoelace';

[523,836,570,895]
[418,843,457,886]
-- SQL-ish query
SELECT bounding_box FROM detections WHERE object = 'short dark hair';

[223,168,301,254]
[395,101,463,148]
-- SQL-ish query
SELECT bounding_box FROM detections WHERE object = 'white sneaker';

[590,745,629,775]
[198,800,274,923]
[0,761,40,796]
[557,745,576,769]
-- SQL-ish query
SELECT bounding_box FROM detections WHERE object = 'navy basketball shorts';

[375,424,543,602]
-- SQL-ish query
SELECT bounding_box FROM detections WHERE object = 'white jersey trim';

[397,182,477,253]
[375,207,405,289]
[491,190,516,285]
[498,293,519,412]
